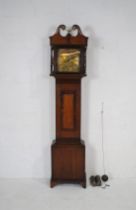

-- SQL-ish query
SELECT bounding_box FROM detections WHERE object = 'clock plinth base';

[50,176,86,188]
[51,140,86,188]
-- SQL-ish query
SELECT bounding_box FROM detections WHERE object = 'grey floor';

[0,178,136,210]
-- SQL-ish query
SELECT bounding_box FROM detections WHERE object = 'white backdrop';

[0,0,136,178]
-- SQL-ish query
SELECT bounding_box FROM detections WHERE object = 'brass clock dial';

[57,49,80,72]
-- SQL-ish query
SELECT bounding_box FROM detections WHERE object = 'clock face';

[57,49,80,72]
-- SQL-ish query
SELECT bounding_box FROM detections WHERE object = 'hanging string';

[101,103,110,189]
[101,102,106,175]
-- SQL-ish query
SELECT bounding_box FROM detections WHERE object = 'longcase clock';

[50,25,88,188]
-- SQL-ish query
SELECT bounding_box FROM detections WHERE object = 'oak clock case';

[50,25,88,188]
